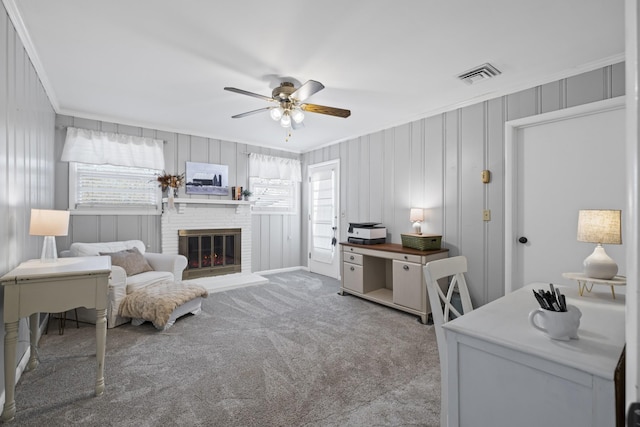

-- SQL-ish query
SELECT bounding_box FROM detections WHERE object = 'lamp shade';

[577,210,621,244]
[410,208,424,223]
[29,209,70,236]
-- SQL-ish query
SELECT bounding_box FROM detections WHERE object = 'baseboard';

[256,266,308,275]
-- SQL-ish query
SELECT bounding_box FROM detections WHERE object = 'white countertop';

[442,282,625,380]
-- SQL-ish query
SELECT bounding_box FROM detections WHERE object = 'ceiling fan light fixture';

[291,108,304,124]
[270,107,283,121]
[280,113,291,128]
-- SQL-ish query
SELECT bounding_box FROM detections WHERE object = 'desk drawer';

[389,252,422,264]
[344,252,363,265]
[392,260,424,311]
[343,262,363,293]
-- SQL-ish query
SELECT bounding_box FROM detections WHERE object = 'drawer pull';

[404,255,408,260]
[403,265,409,271]
[350,266,355,271]
[350,255,355,260]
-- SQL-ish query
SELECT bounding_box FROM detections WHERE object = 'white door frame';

[307,159,340,278]
[504,96,626,294]
[625,0,639,410]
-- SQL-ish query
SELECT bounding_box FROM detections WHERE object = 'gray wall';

[54,115,302,272]
[302,62,625,307]
[0,7,57,400]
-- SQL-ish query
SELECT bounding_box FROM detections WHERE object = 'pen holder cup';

[528,305,582,341]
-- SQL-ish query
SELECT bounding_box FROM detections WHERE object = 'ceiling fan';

[224,80,350,129]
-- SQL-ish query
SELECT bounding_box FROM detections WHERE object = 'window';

[69,162,161,214]
[248,153,301,215]
[249,176,297,214]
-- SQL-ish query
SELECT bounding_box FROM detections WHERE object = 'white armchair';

[60,240,187,328]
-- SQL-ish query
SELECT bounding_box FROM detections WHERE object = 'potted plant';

[241,189,253,201]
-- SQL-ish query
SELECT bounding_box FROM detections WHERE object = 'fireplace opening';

[178,228,241,279]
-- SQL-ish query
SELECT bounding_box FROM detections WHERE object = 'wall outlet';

[483,209,491,221]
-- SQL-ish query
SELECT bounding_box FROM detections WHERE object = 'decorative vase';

[167,188,175,209]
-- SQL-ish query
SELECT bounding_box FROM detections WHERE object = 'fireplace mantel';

[162,198,252,214]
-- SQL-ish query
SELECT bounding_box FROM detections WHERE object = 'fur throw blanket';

[119,282,208,328]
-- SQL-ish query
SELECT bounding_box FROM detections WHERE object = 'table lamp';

[576,209,621,279]
[410,208,424,235]
[29,209,70,263]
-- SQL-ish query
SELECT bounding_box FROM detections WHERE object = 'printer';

[347,222,386,245]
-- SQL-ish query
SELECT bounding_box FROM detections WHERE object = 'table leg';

[95,308,107,397]
[2,321,19,422]
[27,313,39,371]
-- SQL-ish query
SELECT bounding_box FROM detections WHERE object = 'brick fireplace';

[179,228,241,279]
[161,200,252,277]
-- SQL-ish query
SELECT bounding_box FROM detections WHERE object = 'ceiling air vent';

[457,63,501,85]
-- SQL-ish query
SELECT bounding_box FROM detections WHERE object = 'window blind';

[249,177,296,214]
[71,163,160,210]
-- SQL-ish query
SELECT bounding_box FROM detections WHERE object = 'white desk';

[0,256,111,422]
[340,243,448,323]
[442,283,625,427]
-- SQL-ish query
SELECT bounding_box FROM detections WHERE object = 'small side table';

[562,272,626,300]
[0,256,110,422]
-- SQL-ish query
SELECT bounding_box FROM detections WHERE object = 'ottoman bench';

[118,281,208,330]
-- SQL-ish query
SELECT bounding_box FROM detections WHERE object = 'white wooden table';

[0,256,111,422]
[442,283,625,427]
[562,272,626,299]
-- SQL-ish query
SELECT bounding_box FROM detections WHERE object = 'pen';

[532,284,567,312]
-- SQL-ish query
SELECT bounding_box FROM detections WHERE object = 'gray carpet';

[11,271,441,426]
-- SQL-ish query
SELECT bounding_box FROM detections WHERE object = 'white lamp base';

[583,244,617,280]
[40,235,58,263]
[412,221,422,235]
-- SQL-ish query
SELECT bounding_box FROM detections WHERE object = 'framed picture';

[185,162,229,195]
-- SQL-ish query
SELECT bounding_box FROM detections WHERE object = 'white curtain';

[249,153,301,182]
[61,127,165,170]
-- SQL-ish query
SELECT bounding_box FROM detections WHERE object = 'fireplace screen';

[178,228,241,279]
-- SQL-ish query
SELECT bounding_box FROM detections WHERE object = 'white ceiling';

[5,0,625,153]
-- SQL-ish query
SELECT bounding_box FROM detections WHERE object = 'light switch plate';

[483,209,491,221]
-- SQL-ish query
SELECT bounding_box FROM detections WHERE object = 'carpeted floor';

[11,271,441,426]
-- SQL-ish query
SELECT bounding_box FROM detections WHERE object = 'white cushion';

[126,271,174,293]
[69,240,146,257]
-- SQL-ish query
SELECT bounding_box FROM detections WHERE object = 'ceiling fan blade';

[224,87,274,103]
[231,106,273,119]
[291,80,324,101]
[301,103,351,118]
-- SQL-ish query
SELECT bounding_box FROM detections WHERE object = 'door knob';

[518,237,528,244]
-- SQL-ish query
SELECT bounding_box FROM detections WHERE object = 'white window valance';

[249,153,301,182]
[61,127,165,170]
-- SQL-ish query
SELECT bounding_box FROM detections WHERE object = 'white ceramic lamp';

[576,209,621,280]
[410,208,424,235]
[29,209,70,263]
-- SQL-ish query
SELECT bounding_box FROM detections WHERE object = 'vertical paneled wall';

[0,6,56,399]
[302,62,625,307]
[54,115,302,272]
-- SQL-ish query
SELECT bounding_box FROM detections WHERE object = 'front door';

[308,160,340,278]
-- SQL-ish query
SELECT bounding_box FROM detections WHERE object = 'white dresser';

[442,283,625,427]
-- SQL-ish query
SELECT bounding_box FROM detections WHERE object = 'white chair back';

[423,255,473,427]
